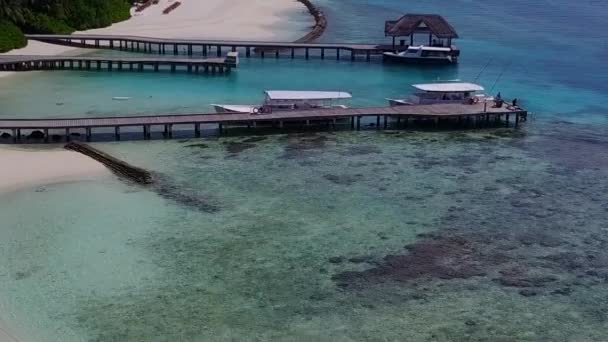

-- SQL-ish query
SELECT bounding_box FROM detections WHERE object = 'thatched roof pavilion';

[385,14,458,48]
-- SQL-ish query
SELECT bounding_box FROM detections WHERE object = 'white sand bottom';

[0,147,111,194]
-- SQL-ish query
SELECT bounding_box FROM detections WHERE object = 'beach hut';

[385,14,459,49]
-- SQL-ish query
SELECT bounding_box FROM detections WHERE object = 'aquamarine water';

[1,0,608,340]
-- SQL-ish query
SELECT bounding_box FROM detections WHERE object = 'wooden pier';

[0,55,236,74]
[25,34,403,62]
[0,103,527,143]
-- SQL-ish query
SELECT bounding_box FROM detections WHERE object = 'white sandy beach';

[0,147,111,194]
[0,322,18,342]
[2,0,311,58]
[0,0,310,193]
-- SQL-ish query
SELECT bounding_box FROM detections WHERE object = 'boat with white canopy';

[213,90,352,114]
[387,82,486,106]
[383,45,458,64]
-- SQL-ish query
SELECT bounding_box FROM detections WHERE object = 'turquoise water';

[1,0,608,340]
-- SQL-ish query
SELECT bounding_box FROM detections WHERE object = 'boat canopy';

[411,82,484,93]
[264,91,352,101]
[407,46,452,52]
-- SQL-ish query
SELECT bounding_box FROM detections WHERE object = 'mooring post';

[275,50,279,59]
[65,128,70,141]
[505,114,510,127]
[384,115,388,129]
[218,123,223,135]
[12,129,18,143]
[217,45,221,57]
[336,49,340,60]
[86,128,91,142]
[305,48,309,60]
[351,50,355,61]
[350,116,355,129]
[44,129,49,143]
[246,47,251,57]
[321,48,325,59]
[366,51,371,62]
[376,115,380,129]
[356,116,361,130]
[291,48,295,59]
[515,113,520,127]
[194,123,201,137]
[115,126,120,141]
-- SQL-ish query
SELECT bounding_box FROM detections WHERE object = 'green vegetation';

[0,0,132,51]
[0,20,27,52]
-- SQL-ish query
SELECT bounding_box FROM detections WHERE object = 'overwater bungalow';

[383,14,460,64]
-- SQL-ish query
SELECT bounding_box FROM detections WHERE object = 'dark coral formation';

[152,173,221,213]
[281,133,330,159]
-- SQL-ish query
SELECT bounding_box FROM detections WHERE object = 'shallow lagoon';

[2,125,608,340]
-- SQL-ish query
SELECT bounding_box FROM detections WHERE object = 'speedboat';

[387,82,485,106]
[212,90,352,114]
[383,45,459,65]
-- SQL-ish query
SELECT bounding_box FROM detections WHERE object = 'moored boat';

[212,90,352,114]
[383,45,459,64]
[387,82,486,106]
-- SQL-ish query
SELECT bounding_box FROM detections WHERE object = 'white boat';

[387,82,485,106]
[383,45,459,65]
[212,90,352,114]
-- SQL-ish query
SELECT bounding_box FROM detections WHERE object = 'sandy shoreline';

[0,0,312,56]
[0,147,111,194]
[0,0,312,79]
[0,320,18,342]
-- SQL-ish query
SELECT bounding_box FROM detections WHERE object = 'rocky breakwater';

[65,142,153,184]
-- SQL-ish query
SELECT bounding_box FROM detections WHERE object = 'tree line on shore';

[0,0,134,52]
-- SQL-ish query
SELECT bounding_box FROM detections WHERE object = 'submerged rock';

[224,141,256,155]
[282,134,329,159]
[328,256,344,264]
[184,143,209,149]
[241,136,267,143]
[518,289,538,297]
[28,130,45,139]
[323,174,362,186]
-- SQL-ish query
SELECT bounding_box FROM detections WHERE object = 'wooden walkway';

[0,103,527,143]
[0,55,235,74]
[25,34,404,61]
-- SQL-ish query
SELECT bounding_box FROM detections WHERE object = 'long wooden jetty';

[25,34,400,62]
[0,103,527,143]
[0,55,235,74]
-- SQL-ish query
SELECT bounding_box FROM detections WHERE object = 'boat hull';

[383,53,456,65]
